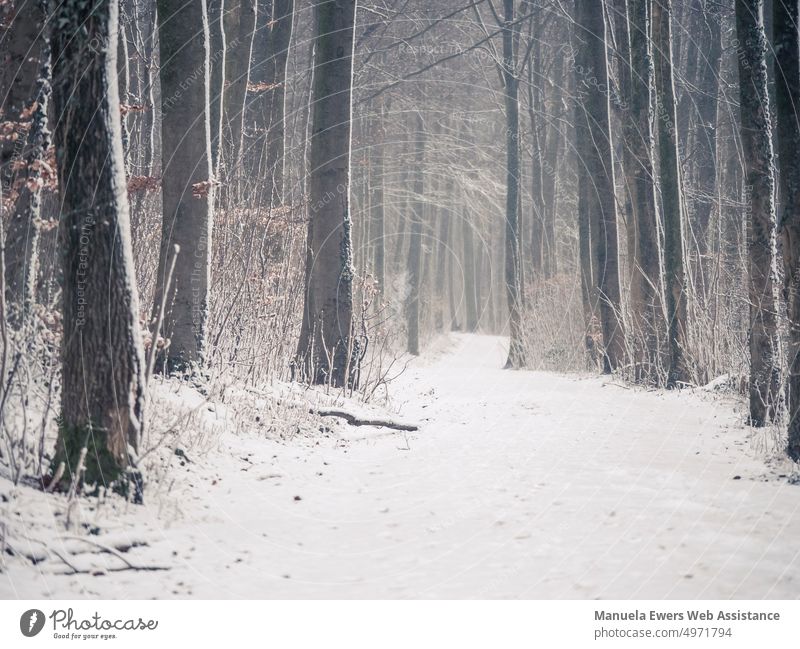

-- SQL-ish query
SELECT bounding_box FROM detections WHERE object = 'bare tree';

[295,0,359,387]
[614,0,664,381]
[653,0,688,386]
[50,0,146,499]
[153,0,216,374]
[692,1,723,282]
[249,0,294,205]
[574,0,625,373]
[774,0,800,454]
[462,204,479,333]
[502,0,526,368]
[370,98,386,294]
[406,112,425,356]
[735,0,782,425]
[222,0,257,174]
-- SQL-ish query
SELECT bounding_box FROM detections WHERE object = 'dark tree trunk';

[676,5,700,151]
[435,178,454,331]
[653,0,689,386]
[222,0,257,174]
[154,0,215,373]
[370,100,386,295]
[1,0,46,189]
[735,0,782,425]
[295,0,358,387]
[50,0,146,498]
[2,0,49,326]
[527,30,545,278]
[774,0,800,453]
[572,11,597,364]
[249,0,293,205]
[574,0,625,373]
[406,113,424,356]
[692,1,723,273]
[502,0,526,368]
[448,214,461,331]
[462,205,479,332]
[620,0,665,381]
[541,78,562,279]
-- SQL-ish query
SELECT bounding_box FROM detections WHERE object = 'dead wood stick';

[313,408,418,432]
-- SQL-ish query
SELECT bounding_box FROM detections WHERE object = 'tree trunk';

[526,17,546,279]
[370,100,386,295]
[462,204,479,332]
[735,0,782,425]
[574,0,625,373]
[502,0,526,368]
[2,0,49,327]
[653,0,689,386]
[154,0,215,373]
[406,113,424,356]
[435,178,454,331]
[50,0,146,499]
[249,0,293,206]
[295,0,358,387]
[448,214,461,331]
[541,77,562,279]
[117,10,131,169]
[222,0,257,175]
[620,0,665,381]
[208,0,226,173]
[692,1,723,275]
[572,11,597,364]
[774,0,800,451]
[1,0,46,190]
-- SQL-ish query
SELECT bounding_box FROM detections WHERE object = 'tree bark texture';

[295,0,358,387]
[51,0,146,498]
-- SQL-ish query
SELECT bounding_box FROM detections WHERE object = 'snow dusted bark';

[774,0,800,455]
[295,0,358,387]
[653,0,689,386]
[574,0,625,373]
[153,0,215,374]
[735,0,782,425]
[50,0,146,498]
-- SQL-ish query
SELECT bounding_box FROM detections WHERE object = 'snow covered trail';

[3,333,799,599]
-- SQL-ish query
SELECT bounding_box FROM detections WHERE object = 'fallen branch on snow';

[4,536,169,574]
[313,408,419,432]
[244,388,420,432]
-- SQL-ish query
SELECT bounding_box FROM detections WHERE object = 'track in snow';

[3,333,799,598]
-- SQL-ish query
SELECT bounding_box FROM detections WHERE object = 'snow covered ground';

[1,333,799,599]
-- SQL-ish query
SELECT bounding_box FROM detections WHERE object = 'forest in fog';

[1,0,800,600]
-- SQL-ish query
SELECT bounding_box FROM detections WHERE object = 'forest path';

[4,334,799,598]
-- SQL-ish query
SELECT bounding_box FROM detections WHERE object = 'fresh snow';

[1,333,798,599]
